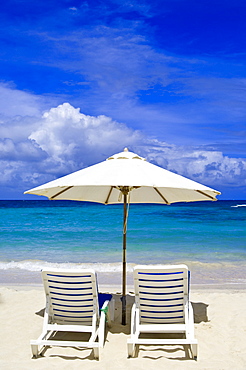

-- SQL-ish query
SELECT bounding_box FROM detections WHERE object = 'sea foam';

[0,260,135,273]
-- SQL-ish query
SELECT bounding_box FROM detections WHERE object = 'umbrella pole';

[121,192,127,325]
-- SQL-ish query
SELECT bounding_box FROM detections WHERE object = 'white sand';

[0,285,246,369]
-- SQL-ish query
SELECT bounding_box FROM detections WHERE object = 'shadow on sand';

[33,292,208,361]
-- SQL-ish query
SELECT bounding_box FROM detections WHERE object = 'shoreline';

[1,261,246,290]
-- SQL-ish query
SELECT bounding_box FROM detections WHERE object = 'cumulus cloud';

[0,101,245,197]
[29,102,143,172]
[143,141,246,188]
[0,102,144,192]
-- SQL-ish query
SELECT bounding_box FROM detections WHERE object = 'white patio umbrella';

[24,148,220,324]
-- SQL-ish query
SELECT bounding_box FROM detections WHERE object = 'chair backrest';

[133,265,189,324]
[42,269,99,325]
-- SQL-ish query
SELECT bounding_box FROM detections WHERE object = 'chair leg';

[31,344,39,358]
[108,298,115,325]
[127,342,135,358]
[191,343,198,360]
[93,346,99,360]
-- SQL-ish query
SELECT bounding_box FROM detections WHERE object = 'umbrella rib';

[50,186,74,200]
[196,190,216,201]
[154,187,170,205]
[105,186,114,204]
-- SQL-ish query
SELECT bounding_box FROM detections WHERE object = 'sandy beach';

[1,284,246,370]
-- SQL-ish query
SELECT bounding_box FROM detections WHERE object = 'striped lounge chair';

[127,264,197,359]
[30,268,114,360]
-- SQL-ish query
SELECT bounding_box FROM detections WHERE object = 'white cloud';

[29,102,143,171]
[143,141,246,188]
[0,102,245,196]
[0,82,46,117]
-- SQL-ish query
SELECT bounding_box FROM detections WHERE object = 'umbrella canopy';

[25,148,221,324]
[25,148,220,204]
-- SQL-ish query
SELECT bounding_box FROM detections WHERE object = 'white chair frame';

[127,264,198,360]
[31,269,114,360]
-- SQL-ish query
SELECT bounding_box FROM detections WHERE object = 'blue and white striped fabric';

[42,269,110,325]
[134,265,189,324]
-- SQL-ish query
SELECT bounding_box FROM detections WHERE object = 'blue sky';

[0,0,246,199]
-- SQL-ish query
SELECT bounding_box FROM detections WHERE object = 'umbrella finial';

[124,147,129,152]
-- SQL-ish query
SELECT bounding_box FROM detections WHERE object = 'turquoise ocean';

[0,200,246,288]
